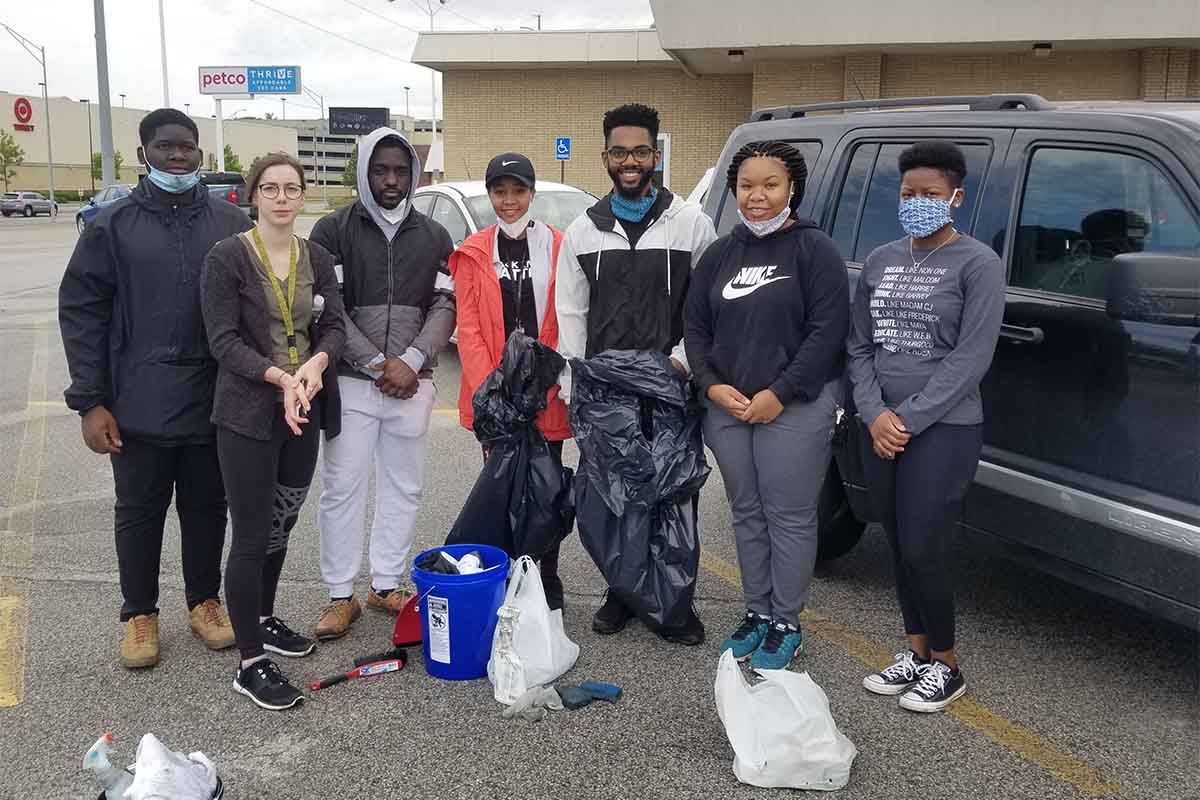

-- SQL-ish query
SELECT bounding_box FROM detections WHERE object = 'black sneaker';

[592,591,634,635]
[658,607,705,647]
[542,574,565,612]
[232,658,304,711]
[261,616,316,658]
[863,650,930,696]
[898,659,966,712]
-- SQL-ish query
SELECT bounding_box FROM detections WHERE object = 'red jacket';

[449,222,571,441]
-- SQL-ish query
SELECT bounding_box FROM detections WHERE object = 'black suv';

[703,94,1200,629]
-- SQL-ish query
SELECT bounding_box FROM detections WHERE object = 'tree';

[91,151,125,181]
[0,130,26,192]
[342,144,358,187]
[223,144,242,173]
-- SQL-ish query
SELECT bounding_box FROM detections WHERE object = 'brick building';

[413,0,1200,199]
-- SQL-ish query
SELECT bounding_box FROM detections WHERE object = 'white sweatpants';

[319,375,436,598]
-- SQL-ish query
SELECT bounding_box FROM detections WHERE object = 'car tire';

[816,462,867,562]
[23,206,33,218]
[76,216,87,234]
[1,211,10,217]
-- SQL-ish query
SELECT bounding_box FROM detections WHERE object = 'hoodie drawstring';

[665,215,672,297]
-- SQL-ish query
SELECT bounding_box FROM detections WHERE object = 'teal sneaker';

[719,611,770,661]
[750,620,803,670]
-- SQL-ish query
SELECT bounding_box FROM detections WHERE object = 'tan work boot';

[367,587,413,614]
[314,597,362,640]
[120,614,160,669]
[188,599,236,650]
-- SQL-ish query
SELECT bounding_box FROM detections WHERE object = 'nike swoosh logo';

[722,276,790,300]
[501,160,519,167]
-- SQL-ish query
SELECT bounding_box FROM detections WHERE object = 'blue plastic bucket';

[410,544,510,680]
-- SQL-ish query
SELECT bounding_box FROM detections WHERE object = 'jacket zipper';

[383,236,393,359]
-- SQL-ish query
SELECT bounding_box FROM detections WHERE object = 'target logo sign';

[13,97,34,131]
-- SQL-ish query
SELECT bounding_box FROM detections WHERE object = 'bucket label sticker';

[428,596,451,663]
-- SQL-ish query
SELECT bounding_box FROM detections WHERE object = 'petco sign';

[198,66,301,95]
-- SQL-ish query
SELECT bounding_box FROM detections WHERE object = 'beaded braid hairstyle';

[725,140,809,213]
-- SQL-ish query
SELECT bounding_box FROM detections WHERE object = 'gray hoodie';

[357,126,421,241]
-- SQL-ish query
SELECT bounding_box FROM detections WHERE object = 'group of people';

[59,99,1002,716]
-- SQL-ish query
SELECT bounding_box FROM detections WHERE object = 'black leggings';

[218,405,321,660]
[860,422,982,653]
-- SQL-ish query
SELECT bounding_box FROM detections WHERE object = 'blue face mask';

[144,162,201,194]
[898,191,960,239]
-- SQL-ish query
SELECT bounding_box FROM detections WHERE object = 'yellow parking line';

[698,548,1120,797]
[0,597,25,707]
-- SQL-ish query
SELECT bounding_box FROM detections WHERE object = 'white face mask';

[737,205,792,238]
[380,200,407,224]
[498,208,534,239]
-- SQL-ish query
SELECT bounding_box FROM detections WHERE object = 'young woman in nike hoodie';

[448,152,570,610]
[684,141,849,670]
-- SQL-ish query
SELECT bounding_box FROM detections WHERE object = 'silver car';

[1,191,56,218]
[411,180,595,248]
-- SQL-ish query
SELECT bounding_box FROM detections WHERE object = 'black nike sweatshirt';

[684,219,850,404]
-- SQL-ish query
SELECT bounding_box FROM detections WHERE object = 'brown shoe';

[314,597,362,640]
[367,587,413,614]
[120,614,160,669]
[188,599,236,651]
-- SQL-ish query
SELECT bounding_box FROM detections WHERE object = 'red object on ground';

[393,593,422,647]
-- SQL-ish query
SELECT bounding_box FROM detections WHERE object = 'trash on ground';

[579,680,623,703]
[487,555,579,703]
[556,685,594,710]
[311,649,407,691]
[83,732,133,800]
[124,733,220,800]
[570,349,710,630]
[501,686,563,722]
[714,650,857,791]
[446,333,575,560]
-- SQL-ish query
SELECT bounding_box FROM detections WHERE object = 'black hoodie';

[684,219,849,405]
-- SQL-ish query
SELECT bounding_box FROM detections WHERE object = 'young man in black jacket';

[310,128,456,639]
[59,109,251,669]
[556,103,717,645]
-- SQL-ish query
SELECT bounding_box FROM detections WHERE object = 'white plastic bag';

[125,733,218,800]
[714,650,857,791]
[487,556,579,702]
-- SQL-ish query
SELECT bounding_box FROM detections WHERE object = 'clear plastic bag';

[714,650,857,791]
[125,733,218,800]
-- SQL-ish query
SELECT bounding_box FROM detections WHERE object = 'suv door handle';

[999,324,1045,344]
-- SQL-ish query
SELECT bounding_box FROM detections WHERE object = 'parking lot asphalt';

[1,213,1197,799]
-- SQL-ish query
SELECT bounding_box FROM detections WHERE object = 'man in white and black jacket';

[309,128,456,639]
[556,103,717,644]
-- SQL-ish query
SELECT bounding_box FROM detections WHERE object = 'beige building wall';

[440,68,753,197]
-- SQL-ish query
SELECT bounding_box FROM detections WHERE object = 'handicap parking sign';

[555,137,571,161]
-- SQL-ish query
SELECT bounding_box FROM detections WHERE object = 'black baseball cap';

[485,153,535,189]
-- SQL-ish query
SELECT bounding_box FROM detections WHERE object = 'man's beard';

[608,163,654,200]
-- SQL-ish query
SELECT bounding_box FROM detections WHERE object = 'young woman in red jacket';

[448,152,570,609]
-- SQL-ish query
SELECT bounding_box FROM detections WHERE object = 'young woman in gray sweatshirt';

[847,140,1004,713]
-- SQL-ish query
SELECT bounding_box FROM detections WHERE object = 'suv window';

[411,193,435,216]
[714,141,823,234]
[429,196,469,246]
[831,141,991,263]
[1011,147,1200,299]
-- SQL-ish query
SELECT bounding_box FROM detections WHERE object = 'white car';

[412,180,596,249]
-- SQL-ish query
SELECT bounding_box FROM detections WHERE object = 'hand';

[869,410,911,458]
[280,373,311,436]
[707,384,749,418]
[295,352,329,401]
[81,405,122,454]
[669,357,688,377]
[739,389,784,424]
[376,358,419,399]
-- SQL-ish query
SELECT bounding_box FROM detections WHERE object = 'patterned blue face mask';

[898,191,960,239]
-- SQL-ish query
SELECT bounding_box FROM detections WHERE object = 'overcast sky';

[0,0,653,121]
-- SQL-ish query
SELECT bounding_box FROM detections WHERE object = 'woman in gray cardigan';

[201,152,345,711]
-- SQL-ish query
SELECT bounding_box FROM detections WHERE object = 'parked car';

[412,180,596,248]
[199,171,254,219]
[75,184,135,233]
[687,166,715,208]
[2,191,56,218]
[704,94,1200,629]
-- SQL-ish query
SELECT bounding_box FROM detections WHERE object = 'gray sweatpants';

[702,380,840,626]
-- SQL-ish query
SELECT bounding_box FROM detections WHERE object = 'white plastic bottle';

[82,732,134,800]
[492,605,527,705]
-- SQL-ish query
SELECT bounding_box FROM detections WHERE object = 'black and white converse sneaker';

[862,650,930,696]
[261,616,316,658]
[898,659,966,712]
[233,658,304,711]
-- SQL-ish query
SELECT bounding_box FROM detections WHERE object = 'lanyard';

[251,228,299,371]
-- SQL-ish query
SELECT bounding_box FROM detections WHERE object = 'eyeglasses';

[605,146,656,164]
[258,183,304,200]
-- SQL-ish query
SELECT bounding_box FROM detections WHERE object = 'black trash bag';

[569,349,711,630]
[446,333,575,559]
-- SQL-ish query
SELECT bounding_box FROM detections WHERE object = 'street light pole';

[404,86,411,120]
[93,0,116,186]
[302,85,327,207]
[82,100,95,194]
[158,0,169,106]
[281,97,286,120]
[3,26,56,212]
[119,93,125,107]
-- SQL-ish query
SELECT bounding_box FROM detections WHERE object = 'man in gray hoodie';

[308,129,456,639]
